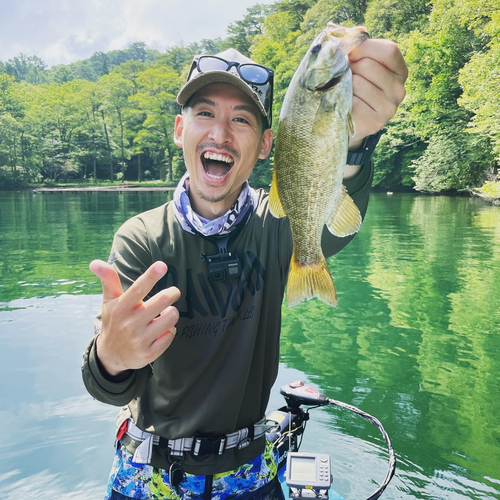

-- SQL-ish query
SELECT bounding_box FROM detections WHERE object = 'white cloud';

[0,0,275,67]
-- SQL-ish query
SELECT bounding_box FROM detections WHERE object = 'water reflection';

[0,191,174,301]
[279,194,500,499]
[0,295,117,499]
[0,192,499,499]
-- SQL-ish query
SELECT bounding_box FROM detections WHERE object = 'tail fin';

[286,254,338,307]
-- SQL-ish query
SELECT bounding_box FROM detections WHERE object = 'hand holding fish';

[348,37,408,150]
[270,24,407,308]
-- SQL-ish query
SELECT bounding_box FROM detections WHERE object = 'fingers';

[347,38,407,141]
[351,74,398,137]
[349,38,408,81]
[143,286,181,319]
[119,261,168,310]
[147,304,179,359]
[351,58,406,107]
[89,260,124,303]
[147,302,179,338]
[149,327,177,360]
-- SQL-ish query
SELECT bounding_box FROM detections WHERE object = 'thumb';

[89,259,124,303]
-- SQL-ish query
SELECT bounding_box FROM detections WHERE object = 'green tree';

[157,45,198,74]
[364,0,431,38]
[48,65,73,84]
[127,42,148,63]
[3,54,47,84]
[458,1,500,163]
[113,60,148,90]
[252,9,304,121]
[70,60,99,82]
[224,4,276,56]
[300,0,366,38]
[395,0,497,192]
[99,72,136,176]
[130,66,181,181]
[0,76,44,186]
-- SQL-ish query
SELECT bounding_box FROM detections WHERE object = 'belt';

[119,418,276,464]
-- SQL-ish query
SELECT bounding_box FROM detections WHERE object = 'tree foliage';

[0,0,498,192]
[369,0,499,192]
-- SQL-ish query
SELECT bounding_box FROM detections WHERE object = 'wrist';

[347,130,383,166]
[348,136,364,151]
[95,334,129,379]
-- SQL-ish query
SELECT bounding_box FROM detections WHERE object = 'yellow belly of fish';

[276,171,340,308]
[288,204,338,307]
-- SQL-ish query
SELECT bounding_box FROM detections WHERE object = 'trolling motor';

[266,381,396,500]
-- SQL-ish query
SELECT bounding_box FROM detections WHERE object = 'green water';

[0,191,499,499]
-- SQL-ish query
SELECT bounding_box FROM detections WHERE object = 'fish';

[269,23,369,307]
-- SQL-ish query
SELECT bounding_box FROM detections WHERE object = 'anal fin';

[347,111,355,137]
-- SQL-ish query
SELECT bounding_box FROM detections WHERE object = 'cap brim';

[177,71,268,118]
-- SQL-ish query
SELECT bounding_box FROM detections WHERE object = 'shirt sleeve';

[322,160,374,258]
[81,216,155,406]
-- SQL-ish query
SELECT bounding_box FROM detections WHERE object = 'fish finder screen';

[290,456,316,481]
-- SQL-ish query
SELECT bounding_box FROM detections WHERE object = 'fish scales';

[269,23,368,307]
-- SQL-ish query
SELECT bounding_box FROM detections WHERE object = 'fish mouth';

[315,75,342,92]
[200,150,235,181]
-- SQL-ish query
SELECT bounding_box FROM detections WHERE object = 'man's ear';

[174,114,183,147]
[258,128,274,159]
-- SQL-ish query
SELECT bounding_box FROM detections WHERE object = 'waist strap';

[122,418,274,464]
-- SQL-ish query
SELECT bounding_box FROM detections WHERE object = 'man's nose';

[208,120,233,144]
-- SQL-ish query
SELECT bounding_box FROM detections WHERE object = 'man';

[82,40,407,499]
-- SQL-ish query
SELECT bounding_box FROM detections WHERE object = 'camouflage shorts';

[105,439,279,500]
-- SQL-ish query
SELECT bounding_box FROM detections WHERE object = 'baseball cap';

[177,48,274,128]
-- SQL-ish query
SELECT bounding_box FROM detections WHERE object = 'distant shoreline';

[32,185,176,193]
[1,184,499,205]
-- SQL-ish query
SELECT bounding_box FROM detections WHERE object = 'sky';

[0,0,274,67]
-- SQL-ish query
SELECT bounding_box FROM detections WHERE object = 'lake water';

[0,190,499,500]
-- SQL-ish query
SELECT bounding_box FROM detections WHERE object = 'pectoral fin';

[347,111,355,137]
[313,94,337,135]
[326,186,362,237]
[269,167,286,218]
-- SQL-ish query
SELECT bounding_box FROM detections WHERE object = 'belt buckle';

[193,435,227,456]
[237,437,252,449]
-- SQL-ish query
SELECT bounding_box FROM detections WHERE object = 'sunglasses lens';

[198,57,228,72]
[239,65,269,84]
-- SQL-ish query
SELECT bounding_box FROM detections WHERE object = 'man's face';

[174,83,273,218]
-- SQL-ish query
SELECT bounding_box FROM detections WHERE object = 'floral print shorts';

[105,439,279,500]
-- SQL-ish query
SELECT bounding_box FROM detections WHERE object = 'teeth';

[207,172,225,179]
[204,152,233,164]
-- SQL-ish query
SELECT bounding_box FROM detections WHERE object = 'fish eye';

[312,44,322,53]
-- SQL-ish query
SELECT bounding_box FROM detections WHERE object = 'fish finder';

[285,451,332,499]
[267,381,396,500]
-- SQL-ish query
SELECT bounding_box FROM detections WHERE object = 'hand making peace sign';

[89,260,181,377]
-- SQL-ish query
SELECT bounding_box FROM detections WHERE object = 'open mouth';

[315,76,342,92]
[201,151,234,180]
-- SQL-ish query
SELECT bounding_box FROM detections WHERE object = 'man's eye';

[198,111,213,117]
[234,117,249,124]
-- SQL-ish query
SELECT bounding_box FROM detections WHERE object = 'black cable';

[327,398,396,500]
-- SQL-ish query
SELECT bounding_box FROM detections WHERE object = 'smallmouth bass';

[269,23,368,307]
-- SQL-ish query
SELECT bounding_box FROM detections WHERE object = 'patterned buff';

[173,173,258,236]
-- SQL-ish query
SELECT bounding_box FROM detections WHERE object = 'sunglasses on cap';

[189,56,274,85]
[187,55,274,127]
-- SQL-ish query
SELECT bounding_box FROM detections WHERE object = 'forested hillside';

[0,0,498,192]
